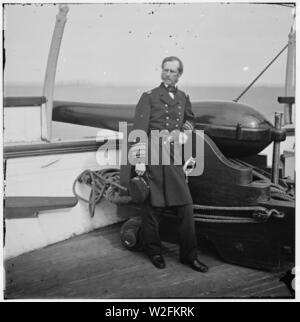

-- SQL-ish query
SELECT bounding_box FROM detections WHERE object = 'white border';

[1,0,298,303]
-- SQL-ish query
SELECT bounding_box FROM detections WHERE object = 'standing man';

[132,56,208,272]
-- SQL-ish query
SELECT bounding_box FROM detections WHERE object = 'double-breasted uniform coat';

[132,83,195,208]
[132,82,198,261]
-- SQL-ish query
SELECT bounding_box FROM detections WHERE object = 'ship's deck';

[4,223,293,299]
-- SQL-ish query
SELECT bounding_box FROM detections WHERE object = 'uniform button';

[178,106,182,109]
[166,116,170,120]
[166,123,169,126]
[165,104,168,107]
[179,112,182,115]
[176,118,179,121]
[166,110,169,113]
[175,124,179,127]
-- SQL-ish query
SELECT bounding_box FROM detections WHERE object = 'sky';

[3,2,295,87]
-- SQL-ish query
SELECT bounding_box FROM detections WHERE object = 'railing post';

[284,9,296,125]
[271,112,283,184]
[42,5,69,141]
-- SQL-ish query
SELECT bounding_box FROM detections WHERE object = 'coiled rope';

[73,168,131,217]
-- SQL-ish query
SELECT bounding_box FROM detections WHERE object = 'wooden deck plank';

[4,223,294,299]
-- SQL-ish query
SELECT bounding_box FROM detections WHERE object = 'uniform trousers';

[141,200,198,263]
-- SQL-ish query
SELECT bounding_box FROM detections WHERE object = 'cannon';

[53,99,295,271]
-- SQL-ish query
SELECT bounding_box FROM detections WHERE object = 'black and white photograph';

[2,1,296,302]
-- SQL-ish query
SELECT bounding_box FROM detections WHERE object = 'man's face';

[161,60,181,86]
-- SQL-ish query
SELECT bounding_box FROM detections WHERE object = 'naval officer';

[132,56,208,272]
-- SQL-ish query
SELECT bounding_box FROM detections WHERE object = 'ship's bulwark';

[53,100,273,157]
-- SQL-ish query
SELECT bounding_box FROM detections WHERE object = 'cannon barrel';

[53,100,274,157]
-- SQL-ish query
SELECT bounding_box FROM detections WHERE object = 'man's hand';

[179,132,189,145]
[183,157,196,175]
[135,163,146,176]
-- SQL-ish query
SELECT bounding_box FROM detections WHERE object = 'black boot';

[149,255,166,269]
[186,257,208,273]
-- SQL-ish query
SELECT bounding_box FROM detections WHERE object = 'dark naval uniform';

[132,83,198,262]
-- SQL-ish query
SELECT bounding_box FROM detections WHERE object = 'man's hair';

[161,56,184,75]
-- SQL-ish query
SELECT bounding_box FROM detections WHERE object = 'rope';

[234,43,289,102]
[194,216,259,224]
[193,208,284,224]
[73,168,132,217]
[193,204,267,212]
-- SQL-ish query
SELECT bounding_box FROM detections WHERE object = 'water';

[5,84,287,140]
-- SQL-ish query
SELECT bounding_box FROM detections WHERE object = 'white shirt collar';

[163,82,177,90]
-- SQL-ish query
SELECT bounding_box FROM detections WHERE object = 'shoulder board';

[144,85,160,95]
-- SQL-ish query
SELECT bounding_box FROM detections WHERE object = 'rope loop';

[73,169,131,217]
